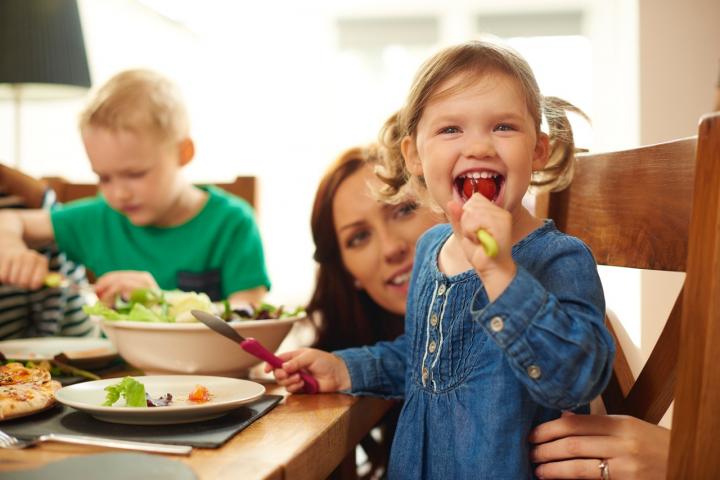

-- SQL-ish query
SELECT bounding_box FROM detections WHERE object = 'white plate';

[0,337,117,363]
[55,375,266,425]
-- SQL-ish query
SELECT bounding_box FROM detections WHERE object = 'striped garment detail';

[0,189,94,340]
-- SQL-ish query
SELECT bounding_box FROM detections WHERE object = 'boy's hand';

[0,245,49,290]
[447,194,516,300]
[94,270,160,306]
[264,348,351,394]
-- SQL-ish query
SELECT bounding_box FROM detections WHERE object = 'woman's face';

[333,165,440,315]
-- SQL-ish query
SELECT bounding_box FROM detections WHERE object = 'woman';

[307,145,440,478]
[308,145,440,351]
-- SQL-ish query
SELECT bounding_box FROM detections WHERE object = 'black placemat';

[1,394,282,448]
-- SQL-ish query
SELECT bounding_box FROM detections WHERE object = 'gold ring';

[599,459,610,480]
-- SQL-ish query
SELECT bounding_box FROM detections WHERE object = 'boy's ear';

[401,136,423,176]
[178,138,195,167]
[531,132,550,171]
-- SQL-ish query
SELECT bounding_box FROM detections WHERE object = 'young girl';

[270,40,614,478]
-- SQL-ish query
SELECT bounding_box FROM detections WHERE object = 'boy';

[0,69,270,306]
[0,164,92,339]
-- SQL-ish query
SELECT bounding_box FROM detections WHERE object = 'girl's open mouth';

[454,171,505,203]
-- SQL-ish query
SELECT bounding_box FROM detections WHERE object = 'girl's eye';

[394,201,418,220]
[494,123,515,132]
[438,126,461,135]
[98,176,110,184]
[345,230,370,249]
[127,171,147,179]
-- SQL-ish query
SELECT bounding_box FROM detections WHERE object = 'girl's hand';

[447,195,516,299]
[94,270,160,306]
[0,245,49,290]
[264,348,351,394]
[530,412,670,479]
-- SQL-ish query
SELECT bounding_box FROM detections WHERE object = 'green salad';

[84,288,305,323]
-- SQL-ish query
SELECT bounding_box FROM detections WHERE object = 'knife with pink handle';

[191,310,319,394]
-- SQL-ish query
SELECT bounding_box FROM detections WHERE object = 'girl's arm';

[472,236,614,409]
[333,333,409,398]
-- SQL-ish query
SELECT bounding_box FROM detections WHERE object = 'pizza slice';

[0,362,60,421]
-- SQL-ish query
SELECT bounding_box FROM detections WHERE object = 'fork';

[0,430,192,455]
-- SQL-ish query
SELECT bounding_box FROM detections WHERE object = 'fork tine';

[0,430,18,448]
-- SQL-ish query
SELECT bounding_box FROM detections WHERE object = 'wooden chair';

[0,163,48,209]
[543,132,698,424]
[43,175,257,209]
[668,112,720,477]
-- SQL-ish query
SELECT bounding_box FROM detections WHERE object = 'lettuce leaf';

[103,376,147,407]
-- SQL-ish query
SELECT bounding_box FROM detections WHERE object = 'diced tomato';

[187,384,211,403]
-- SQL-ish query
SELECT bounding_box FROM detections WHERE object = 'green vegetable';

[103,376,147,407]
[476,229,499,258]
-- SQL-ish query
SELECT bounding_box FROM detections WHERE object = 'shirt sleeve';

[472,238,614,410]
[334,333,408,399]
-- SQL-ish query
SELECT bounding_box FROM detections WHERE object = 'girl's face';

[403,71,548,218]
[333,165,440,315]
[83,126,189,227]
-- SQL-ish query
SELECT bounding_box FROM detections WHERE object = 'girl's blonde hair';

[377,40,587,207]
[79,69,189,144]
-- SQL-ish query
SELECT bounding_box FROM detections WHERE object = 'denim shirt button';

[489,316,504,332]
[422,367,429,381]
[527,365,542,379]
[428,340,437,353]
[430,314,439,327]
[437,284,446,296]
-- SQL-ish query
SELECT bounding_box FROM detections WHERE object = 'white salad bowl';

[96,316,304,377]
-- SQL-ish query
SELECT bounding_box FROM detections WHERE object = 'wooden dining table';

[0,381,395,480]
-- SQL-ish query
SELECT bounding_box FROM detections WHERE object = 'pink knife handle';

[240,338,319,394]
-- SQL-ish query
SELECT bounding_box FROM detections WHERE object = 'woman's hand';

[264,348,351,394]
[530,412,670,479]
[94,270,160,305]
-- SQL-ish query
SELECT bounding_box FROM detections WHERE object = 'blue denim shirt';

[335,221,614,479]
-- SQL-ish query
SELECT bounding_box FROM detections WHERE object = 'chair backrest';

[544,133,698,423]
[43,175,257,209]
[668,112,720,477]
[0,164,47,208]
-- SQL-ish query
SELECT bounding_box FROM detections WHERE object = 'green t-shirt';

[50,186,270,300]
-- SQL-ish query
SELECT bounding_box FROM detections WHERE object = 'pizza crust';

[0,363,59,421]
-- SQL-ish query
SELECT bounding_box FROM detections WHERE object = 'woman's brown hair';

[308,146,404,351]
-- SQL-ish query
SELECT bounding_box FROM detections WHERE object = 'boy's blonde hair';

[79,69,189,144]
[377,40,587,207]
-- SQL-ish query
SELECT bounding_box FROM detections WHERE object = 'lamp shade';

[0,0,91,98]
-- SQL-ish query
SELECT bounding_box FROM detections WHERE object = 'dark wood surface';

[546,136,697,422]
[669,112,720,478]
[0,382,394,480]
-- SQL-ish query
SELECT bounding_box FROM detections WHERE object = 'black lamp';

[0,0,92,167]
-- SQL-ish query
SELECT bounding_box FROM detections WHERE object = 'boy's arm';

[0,209,56,289]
